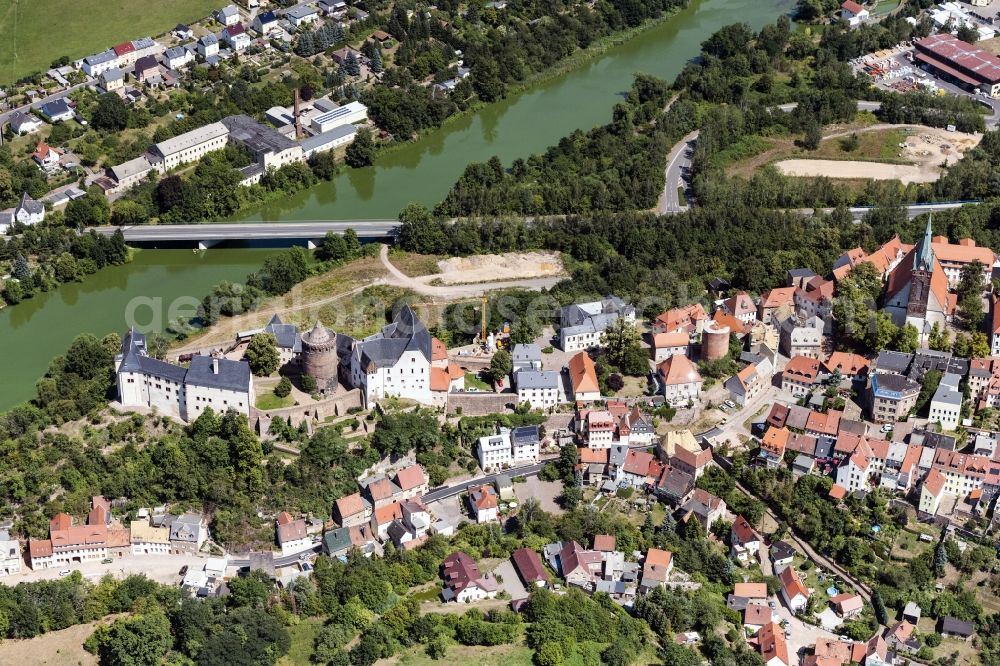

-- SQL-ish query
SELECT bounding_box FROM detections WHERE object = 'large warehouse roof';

[915,33,1000,85]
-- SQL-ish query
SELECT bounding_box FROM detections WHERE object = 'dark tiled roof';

[358,305,431,369]
[185,355,251,392]
[264,314,302,352]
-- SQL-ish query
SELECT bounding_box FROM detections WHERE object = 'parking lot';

[6,553,214,586]
[492,558,529,601]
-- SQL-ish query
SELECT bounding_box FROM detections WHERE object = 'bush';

[274,377,292,398]
[301,374,317,392]
[924,633,942,647]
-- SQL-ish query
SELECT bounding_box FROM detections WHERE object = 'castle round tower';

[301,321,338,392]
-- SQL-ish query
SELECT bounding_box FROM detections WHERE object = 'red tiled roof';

[395,464,426,491]
[758,622,790,666]
[657,354,702,385]
[512,547,549,584]
[568,352,600,394]
[828,484,847,500]
[923,468,946,497]
[372,502,403,525]
[784,356,820,382]
[335,492,367,519]
[622,449,656,477]
[653,331,689,349]
[732,515,758,545]
[593,534,616,552]
[734,582,768,598]
[841,0,865,14]
[578,447,609,464]
[113,41,135,56]
[916,33,1000,86]
[780,565,809,601]
[28,538,53,557]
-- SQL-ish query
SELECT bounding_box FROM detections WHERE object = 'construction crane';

[479,297,488,349]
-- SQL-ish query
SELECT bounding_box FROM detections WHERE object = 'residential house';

[760,427,788,467]
[656,354,703,404]
[919,468,947,515]
[100,67,125,92]
[516,369,561,410]
[558,540,603,589]
[757,622,790,666]
[721,292,757,325]
[726,363,765,406]
[333,492,372,527]
[253,10,280,34]
[8,192,45,226]
[395,464,428,500]
[830,593,864,619]
[197,33,220,59]
[617,407,656,446]
[782,356,820,397]
[28,498,114,569]
[744,604,776,635]
[730,515,761,563]
[174,24,194,39]
[387,500,431,549]
[222,23,251,52]
[929,373,963,430]
[130,518,169,556]
[584,410,616,447]
[286,3,320,27]
[567,351,601,402]
[216,4,241,25]
[778,314,823,359]
[885,620,919,655]
[40,98,74,122]
[868,372,920,423]
[441,552,499,602]
[939,616,974,640]
[671,441,713,479]
[371,502,403,540]
[82,49,118,76]
[559,296,636,352]
[638,548,674,594]
[0,531,21,575]
[654,465,695,505]
[362,476,401,509]
[468,485,499,523]
[779,565,809,613]
[652,331,689,362]
[680,488,726,531]
[841,0,870,26]
[770,541,795,571]
[32,142,64,170]
[511,343,543,371]
[653,303,708,334]
[275,512,311,556]
[579,447,610,486]
[7,110,44,135]
[620,449,660,489]
[134,55,160,84]
[728,582,768,611]
[512,547,550,588]
[824,352,870,380]
[903,601,922,624]
[170,512,207,554]
[163,46,194,70]
[477,427,538,471]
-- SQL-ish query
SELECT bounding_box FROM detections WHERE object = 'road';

[656,130,699,214]
[378,244,563,298]
[775,100,882,115]
[89,220,400,243]
[420,461,547,503]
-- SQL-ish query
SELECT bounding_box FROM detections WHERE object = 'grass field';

[256,393,295,410]
[277,617,325,666]
[0,0,225,84]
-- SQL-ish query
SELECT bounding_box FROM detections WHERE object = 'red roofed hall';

[914,33,1000,97]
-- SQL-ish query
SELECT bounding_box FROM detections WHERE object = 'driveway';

[492,559,528,601]
[514,476,564,513]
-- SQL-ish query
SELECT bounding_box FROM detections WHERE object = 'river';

[0,0,790,410]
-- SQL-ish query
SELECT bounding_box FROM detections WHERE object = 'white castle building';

[347,306,433,407]
[116,329,253,421]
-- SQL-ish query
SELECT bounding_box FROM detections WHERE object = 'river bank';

[0,0,793,411]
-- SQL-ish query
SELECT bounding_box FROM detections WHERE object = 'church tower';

[906,215,935,321]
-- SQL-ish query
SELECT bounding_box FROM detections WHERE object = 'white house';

[216,4,241,26]
[276,512,312,556]
[516,369,561,410]
[130,519,170,556]
[348,306,433,407]
[163,46,195,70]
[116,328,253,422]
[468,485,499,523]
[7,110,44,135]
[197,33,220,59]
[559,296,636,352]
[0,531,21,576]
[286,3,320,27]
[441,552,499,602]
[652,331,689,363]
[929,373,963,431]
[477,426,539,471]
[841,0,870,27]
[656,355,703,404]
[82,49,118,76]
[780,566,809,613]
[12,192,45,226]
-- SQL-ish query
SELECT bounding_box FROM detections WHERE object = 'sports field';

[0,0,225,85]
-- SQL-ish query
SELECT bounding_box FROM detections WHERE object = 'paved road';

[800,200,975,221]
[379,244,563,298]
[421,461,547,503]
[0,81,90,127]
[656,130,699,214]
[89,221,400,243]
[775,100,882,115]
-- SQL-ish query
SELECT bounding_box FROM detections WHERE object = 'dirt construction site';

[431,251,563,284]
[774,125,982,184]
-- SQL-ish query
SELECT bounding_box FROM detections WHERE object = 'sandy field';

[432,252,564,284]
[774,159,939,183]
[774,125,982,184]
[0,616,128,666]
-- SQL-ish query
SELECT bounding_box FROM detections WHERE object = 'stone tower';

[906,215,935,320]
[301,321,338,393]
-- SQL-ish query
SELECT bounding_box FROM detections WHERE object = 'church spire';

[914,213,934,271]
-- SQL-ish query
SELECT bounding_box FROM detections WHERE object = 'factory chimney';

[293,88,303,140]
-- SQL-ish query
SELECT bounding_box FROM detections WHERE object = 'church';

[882,217,952,335]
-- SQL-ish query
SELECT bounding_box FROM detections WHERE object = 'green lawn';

[277,617,325,666]
[465,372,492,391]
[0,0,225,84]
[393,642,535,666]
[256,393,295,410]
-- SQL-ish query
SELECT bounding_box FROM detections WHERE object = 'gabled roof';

[779,565,809,600]
[568,352,600,394]
[732,515,759,544]
[830,592,863,614]
[593,534,616,552]
[824,352,869,377]
[783,356,820,382]
[744,603,773,626]
[923,468,946,497]
[759,286,795,309]
[277,518,308,544]
[512,547,549,584]
[372,502,402,525]
[724,291,756,316]
[622,449,656,477]
[757,622,789,666]
[657,354,702,386]
[653,331,689,349]
[842,0,865,14]
[395,464,426,491]
[642,548,673,582]
[733,582,768,599]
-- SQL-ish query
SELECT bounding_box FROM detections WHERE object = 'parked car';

[101,558,113,564]
[179,565,189,576]
[58,569,71,576]
[724,400,736,408]
[881,423,893,433]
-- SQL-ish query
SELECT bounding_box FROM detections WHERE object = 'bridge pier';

[198,239,221,250]
[307,238,321,250]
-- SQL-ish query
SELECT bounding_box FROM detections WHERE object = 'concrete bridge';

[89,220,400,249]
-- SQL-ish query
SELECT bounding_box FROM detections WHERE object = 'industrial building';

[913,33,1000,98]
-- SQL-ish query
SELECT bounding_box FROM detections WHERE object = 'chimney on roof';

[212,357,219,374]
[293,88,303,140]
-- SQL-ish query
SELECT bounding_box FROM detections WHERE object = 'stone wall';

[252,387,363,434]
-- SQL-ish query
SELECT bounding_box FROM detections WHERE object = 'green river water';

[0,0,791,410]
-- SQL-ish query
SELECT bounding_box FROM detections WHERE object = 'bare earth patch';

[430,252,564,285]
[773,159,940,184]
[0,615,127,666]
